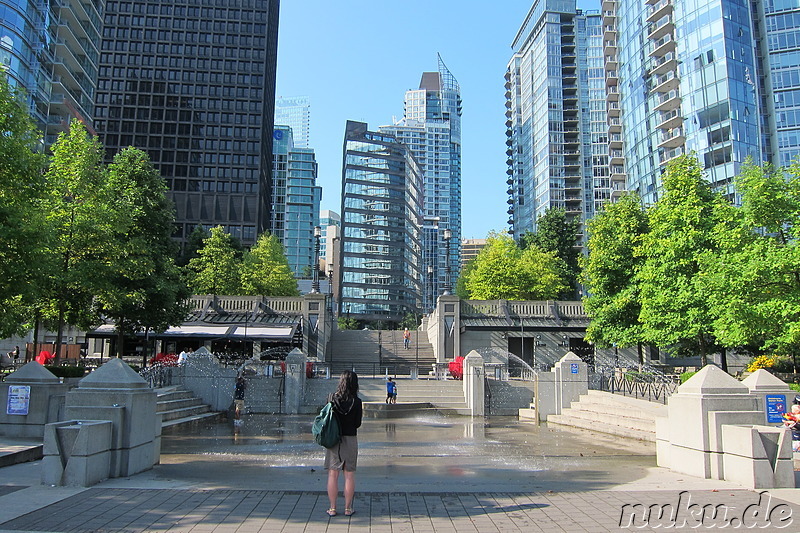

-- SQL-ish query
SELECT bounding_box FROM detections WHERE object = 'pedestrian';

[325,370,362,517]
[177,348,189,365]
[403,328,411,349]
[386,377,396,404]
[234,374,247,420]
[7,346,19,360]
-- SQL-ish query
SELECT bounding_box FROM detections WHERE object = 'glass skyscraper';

[506,1,603,241]
[380,55,462,311]
[275,95,310,149]
[339,120,423,323]
[271,125,321,277]
[93,0,280,248]
[1,0,103,147]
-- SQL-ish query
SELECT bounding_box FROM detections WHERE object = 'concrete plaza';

[1,413,800,532]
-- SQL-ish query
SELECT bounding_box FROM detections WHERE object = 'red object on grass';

[448,356,465,380]
[35,350,54,365]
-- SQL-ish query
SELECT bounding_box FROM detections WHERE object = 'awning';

[229,326,295,341]
[88,325,231,338]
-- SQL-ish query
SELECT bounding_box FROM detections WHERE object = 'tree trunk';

[637,343,644,365]
[698,335,708,367]
[54,305,65,365]
[116,317,125,358]
[31,310,41,364]
[720,346,728,373]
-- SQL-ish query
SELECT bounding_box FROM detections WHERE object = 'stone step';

[546,413,656,442]
[550,407,656,433]
[0,441,43,468]
[161,411,223,429]
[160,404,211,422]
[157,398,203,412]
[362,402,434,418]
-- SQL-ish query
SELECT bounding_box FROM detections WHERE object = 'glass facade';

[506,1,603,242]
[271,126,321,276]
[379,56,462,311]
[319,209,340,267]
[275,95,310,148]
[94,0,279,248]
[339,120,423,323]
[1,0,103,147]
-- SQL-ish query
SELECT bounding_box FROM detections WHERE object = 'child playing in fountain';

[386,377,397,404]
[234,374,247,424]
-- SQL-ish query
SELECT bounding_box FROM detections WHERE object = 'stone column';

[64,358,159,478]
[554,352,588,410]
[435,295,460,363]
[283,348,306,414]
[462,351,484,417]
[742,369,794,425]
[42,420,113,487]
[0,362,67,438]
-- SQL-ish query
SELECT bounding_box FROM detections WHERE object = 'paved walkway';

[1,414,800,532]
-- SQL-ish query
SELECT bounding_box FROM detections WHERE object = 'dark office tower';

[94,0,280,248]
[340,121,423,324]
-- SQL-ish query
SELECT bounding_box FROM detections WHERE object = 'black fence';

[589,366,680,404]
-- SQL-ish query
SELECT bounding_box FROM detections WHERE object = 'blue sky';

[276,1,597,240]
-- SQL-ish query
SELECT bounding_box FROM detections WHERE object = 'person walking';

[325,370,362,517]
[403,328,411,349]
[234,374,247,420]
[386,377,396,404]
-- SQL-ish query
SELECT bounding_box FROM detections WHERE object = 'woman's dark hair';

[333,370,359,400]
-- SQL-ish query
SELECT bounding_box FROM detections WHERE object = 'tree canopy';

[186,226,242,295]
[240,233,299,297]
[520,207,582,298]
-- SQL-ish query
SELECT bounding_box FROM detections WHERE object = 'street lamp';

[427,264,434,312]
[311,226,321,293]
[443,228,452,295]
[327,265,334,314]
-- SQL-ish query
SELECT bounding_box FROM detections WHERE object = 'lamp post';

[311,226,321,293]
[427,264,434,312]
[327,265,334,314]
[443,228,452,295]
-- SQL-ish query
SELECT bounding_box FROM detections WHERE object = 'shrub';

[746,354,779,372]
[680,371,697,384]
[44,365,87,378]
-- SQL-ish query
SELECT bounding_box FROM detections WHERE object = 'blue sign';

[6,385,30,415]
[766,394,787,424]
[570,363,579,374]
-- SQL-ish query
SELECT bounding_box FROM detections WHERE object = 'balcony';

[648,51,677,77]
[647,16,674,41]
[605,54,618,70]
[646,0,672,24]
[659,146,684,165]
[610,165,626,179]
[609,149,624,165]
[650,34,676,57]
[657,108,683,130]
[658,126,685,149]
[654,89,680,112]
[604,40,618,55]
[606,85,620,101]
[651,70,679,93]
[608,117,622,132]
[607,101,621,117]
[609,133,623,149]
[602,0,617,11]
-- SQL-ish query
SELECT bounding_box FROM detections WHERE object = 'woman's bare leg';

[327,469,340,510]
[343,470,356,511]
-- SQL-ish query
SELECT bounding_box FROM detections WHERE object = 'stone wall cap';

[741,369,791,392]
[677,364,749,395]
[558,351,582,362]
[77,357,148,389]
[4,361,60,383]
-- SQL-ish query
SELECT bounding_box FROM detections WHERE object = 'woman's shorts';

[324,435,358,472]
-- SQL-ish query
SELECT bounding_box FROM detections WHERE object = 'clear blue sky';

[276,1,598,240]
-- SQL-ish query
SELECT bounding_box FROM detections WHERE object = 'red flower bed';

[149,352,178,366]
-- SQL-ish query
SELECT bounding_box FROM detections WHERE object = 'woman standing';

[325,370,362,517]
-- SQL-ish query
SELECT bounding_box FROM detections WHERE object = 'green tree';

[43,120,113,362]
[704,161,800,358]
[454,258,475,299]
[462,232,568,300]
[521,207,582,298]
[96,147,190,356]
[582,193,648,353]
[187,226,242,295]
[636,155,726,366]
[0,75,48,337]
[177,225,210,266]
[240,233,299,296]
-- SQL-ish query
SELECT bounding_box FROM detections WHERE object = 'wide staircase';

[328,329,436,375]
[357,377,469,416]
[156,386,221,428]
[533,389,665,442]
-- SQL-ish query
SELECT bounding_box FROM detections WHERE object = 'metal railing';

[140,364,178,388]
[589,364,679,404]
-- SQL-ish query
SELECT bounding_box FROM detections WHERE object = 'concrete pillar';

[721,425,794,489]
[283,348,306,415]
[554,352,588,410]
[64,358,159,478]
[435,295,460,363]
[182,348,236,411]
[0,362,67,438]
[656,364,760,480]
[462,351,484,417]
[533,370,557,422]
[741,369,794,425]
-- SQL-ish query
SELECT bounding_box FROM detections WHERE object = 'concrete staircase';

[156,386,221,428]
[328,329,436,375]
[528,389,666,442]
[244,377,283,414]
[357,378,469,415]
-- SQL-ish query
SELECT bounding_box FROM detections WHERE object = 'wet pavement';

[1,413,800,532]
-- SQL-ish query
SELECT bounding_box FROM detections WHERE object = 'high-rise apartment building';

[380,55,462,311]
[1,0,103,146]
[275,95,310,148]
[460,238,487,272]
[319,209,340,270]
[339,120,423,323]
[506,1,603,240]
[94,0,280,248]
[608,0,761,205]
[271,126,321,277]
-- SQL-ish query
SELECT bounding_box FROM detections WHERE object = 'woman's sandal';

[326,508,337,517]
[344,508,355,516]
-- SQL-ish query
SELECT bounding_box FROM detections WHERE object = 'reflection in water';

[385,423,396,435]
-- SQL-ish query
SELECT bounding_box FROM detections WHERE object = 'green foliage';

[44,365,87,378]
[0,74,48,337]
[177,225,210,267]
[679,371,697,384]
[520,207,582,298]
[635,155,726,366]
[454,258,474,299]
[240,233,299,296]
[337,317,359,330]
[186,226,242,295]
[582,193,648,348]
[461,232,568,300]
[399,313,419,330]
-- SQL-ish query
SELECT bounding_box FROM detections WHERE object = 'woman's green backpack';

[312,402,341,448]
